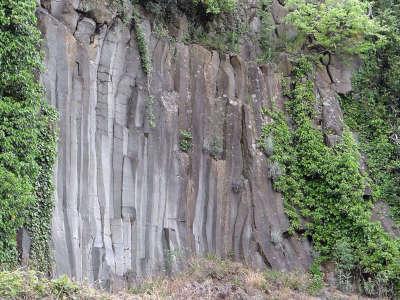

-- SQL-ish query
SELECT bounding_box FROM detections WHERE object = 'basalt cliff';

[31,0,399,292]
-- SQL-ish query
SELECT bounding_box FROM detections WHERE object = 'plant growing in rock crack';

[261,135,274,157]
[164,248,184,273]
[270,230,283,246]
[188,21,243,54]
[145,96,156,128]
[132,5,152,76]
[257,0,279,63]
[179,130,193,152]
[205,136,224,159]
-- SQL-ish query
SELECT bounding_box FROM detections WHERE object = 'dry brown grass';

[118,256,378,300]
[0,257,379,299]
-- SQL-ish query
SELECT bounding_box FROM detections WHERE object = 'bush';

[132,5,152,76]
[285,0,384,54]
[0,271,98,299]
[179,130,193,152]
[51,275,80,298]
[193,0,237,14]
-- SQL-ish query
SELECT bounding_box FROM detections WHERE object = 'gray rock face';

[37,0,354,289]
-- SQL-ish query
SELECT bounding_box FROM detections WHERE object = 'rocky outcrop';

[37,0,355,289]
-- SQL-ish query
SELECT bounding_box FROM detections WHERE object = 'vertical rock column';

[39,0,315,288]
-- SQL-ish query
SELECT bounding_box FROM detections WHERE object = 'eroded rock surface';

[38,0,355,289]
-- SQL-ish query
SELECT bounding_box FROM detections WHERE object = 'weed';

[179,130,193,152]
[132,6,152,76]
[145,96,156,128]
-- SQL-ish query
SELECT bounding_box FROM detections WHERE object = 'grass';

[0,257,379,299]
[0,270,107,299]
[128,255,329,299]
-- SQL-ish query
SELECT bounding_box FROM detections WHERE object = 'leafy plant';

[51,275,80,298]
[261,56,400,296]
[145,96,156,128]
[193,0,237,14]
[285,0,384,54]
[189,21,243,53]
[132,5,152,76]
[0,0,57,269]
[206,136,224,159]
[258,0,279,63]
[179,130,193,152]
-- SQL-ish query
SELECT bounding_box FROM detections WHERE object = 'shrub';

[179,130,193,152]
[207,136,224,159]
[285,0,384,54]
[132,5,152,76]
[193,0,237,14]
[51,275,80,298]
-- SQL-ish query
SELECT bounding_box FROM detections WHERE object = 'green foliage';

[153,22,171,40]
[132,5,152,76]
[28,104,58,273]
[189,20,243,54]
[0,0,57,269]
[258,0,280,63]
[179,130,193,152]
[51,275,80,298]
[193,0,237,14]
[339,1,400,225]
[285,0,384,54]
[308,261,324,295]
[207,136,224,159]
[260,56,400,296]
[0,271,90,299]
[145,96,156,128]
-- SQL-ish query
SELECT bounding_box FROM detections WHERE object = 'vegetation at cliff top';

[193,0,237,14]
[137,0,237,16]
[0,0,57,270]
[286,0,384,54]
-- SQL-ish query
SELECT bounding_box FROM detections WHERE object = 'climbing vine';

[132,4,152,76]
[0,0,57,271]
[260,56,400,296]
[340,0,400,225]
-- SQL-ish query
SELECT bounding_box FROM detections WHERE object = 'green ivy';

[28,104,58,273]
[340,1,400,225]
[132,4,152,76]
[260,56,400,296]
[0,0,57,271]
